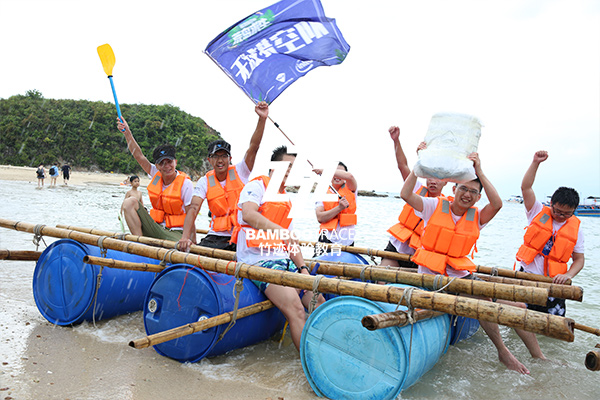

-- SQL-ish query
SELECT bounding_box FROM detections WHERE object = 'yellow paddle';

[97,43,123,121]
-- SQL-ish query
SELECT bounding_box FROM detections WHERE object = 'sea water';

[0,179,598,399]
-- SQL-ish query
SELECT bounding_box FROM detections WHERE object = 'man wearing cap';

[177,101,269,252]
[117,119,194,242]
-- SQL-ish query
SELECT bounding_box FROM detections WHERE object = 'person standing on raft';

[117,118,194,242]
[313,161,357,256]
[401,152,535,375]
[381,126,447,267]
[177,102,269,252]
[501,150,585,360]
[233,145,325,351]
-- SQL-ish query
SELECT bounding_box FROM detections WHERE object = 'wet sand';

[0,165,150,187]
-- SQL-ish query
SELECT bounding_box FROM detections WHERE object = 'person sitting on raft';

[401,152,537,375]
[313,161,357,256]
[117,118,194,242]
[177,101,269,252]
[233,145,325,351]
[381,126,447,267]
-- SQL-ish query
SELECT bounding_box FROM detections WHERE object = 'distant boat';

[506,195,523,204]
[575,196,600,217]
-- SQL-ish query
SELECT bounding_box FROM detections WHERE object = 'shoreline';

[0,165,149,187]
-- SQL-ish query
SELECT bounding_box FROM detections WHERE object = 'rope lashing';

[360,265,369,282]
[32,224,47,251]
[490,267,499,276]
[218,262,244,342]
[159,249,177,267]
[432,276,457,293]
[308,275,324,315]
[97,235,108,257]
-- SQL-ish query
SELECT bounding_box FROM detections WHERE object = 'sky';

[1,0,599,201]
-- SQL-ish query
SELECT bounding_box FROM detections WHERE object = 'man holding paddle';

[177,101,269,252]
[117,119,194,242]
[401,153,537,374]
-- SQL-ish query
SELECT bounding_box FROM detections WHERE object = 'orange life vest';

[515,206,580,277]
[205,166,245,232]
[319,184,357,232]
[388,185,432,249]
[147,171,189,229]
[232,175,293,248]
[411,198,480,275]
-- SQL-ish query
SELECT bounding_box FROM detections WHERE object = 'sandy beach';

[0,165,150,187]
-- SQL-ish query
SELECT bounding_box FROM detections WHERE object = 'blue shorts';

[251,259,298,292]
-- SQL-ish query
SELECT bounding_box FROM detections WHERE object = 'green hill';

[0,90,221,179]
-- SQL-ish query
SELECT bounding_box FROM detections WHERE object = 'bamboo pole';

[83,255,164,273]
[476,265,570,285]
[0,249,42,261]
[575,323,600,337]
[585,344,600,371]
[57,224,237,261]
[313,263,550,306]
[362,309,445,330]
[129,300,275,349]
[0,219,576,342]
[473,273,583,302]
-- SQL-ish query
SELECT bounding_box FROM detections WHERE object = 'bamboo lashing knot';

[432,275,457,293]
[490,267,499,277]
[159,249,177,267]
[360,265,368,282]
[308,275,324,315]
[32,224,47,251]
[397,287,417,325]
[218,262,245,342]
[97,236,108,257]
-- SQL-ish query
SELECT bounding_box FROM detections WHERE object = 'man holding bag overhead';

[401,153,538,375]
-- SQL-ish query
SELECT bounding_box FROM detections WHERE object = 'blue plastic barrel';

[143,264,286,363]
[449,315,480,345]
[314,251,370,300]
[300,292,451,400]
[33,239,160,326]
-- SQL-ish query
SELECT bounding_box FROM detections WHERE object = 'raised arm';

[334,169,357,192]
[117,118,152,175]
[243,101,269,171]
[400,171,424,212]
[471,153,502,225]
[521,150,548,212]
[389,126,411,180]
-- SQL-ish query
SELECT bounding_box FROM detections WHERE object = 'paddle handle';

[108,76,123,120]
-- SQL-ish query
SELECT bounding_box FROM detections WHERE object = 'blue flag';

[205,0,350,104]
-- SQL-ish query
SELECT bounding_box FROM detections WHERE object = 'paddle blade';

[97,43,116,76]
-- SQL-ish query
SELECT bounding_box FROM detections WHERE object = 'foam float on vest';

[414,112,482,183]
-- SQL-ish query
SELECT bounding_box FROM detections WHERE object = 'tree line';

[0,90,221,179]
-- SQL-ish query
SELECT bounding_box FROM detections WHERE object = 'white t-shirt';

[519,200,585,275]
[191,160,251,236]
[148,165,194,230]
[236,178,294,265]
[389,180,427,256]
[315,190,357,246]
[415,196,486,278]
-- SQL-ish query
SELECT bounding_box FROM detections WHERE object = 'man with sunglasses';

[178,102,269,252]
[402,153,534,374]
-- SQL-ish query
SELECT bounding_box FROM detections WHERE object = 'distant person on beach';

[381,126,447,267]
[122,175,143,208]
[117,118,194,242]
[401,152,539,375]
[233,145,325,351]
[36,164,45,187]
[61,163,71,185]
[501,150,586,361]
[177,102,269,252]
[313,161,357,256]
[49,163,59,186]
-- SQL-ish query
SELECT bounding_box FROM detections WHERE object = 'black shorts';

[384,241,398,253]
[527,297,566,316]
[199,234,236,251]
